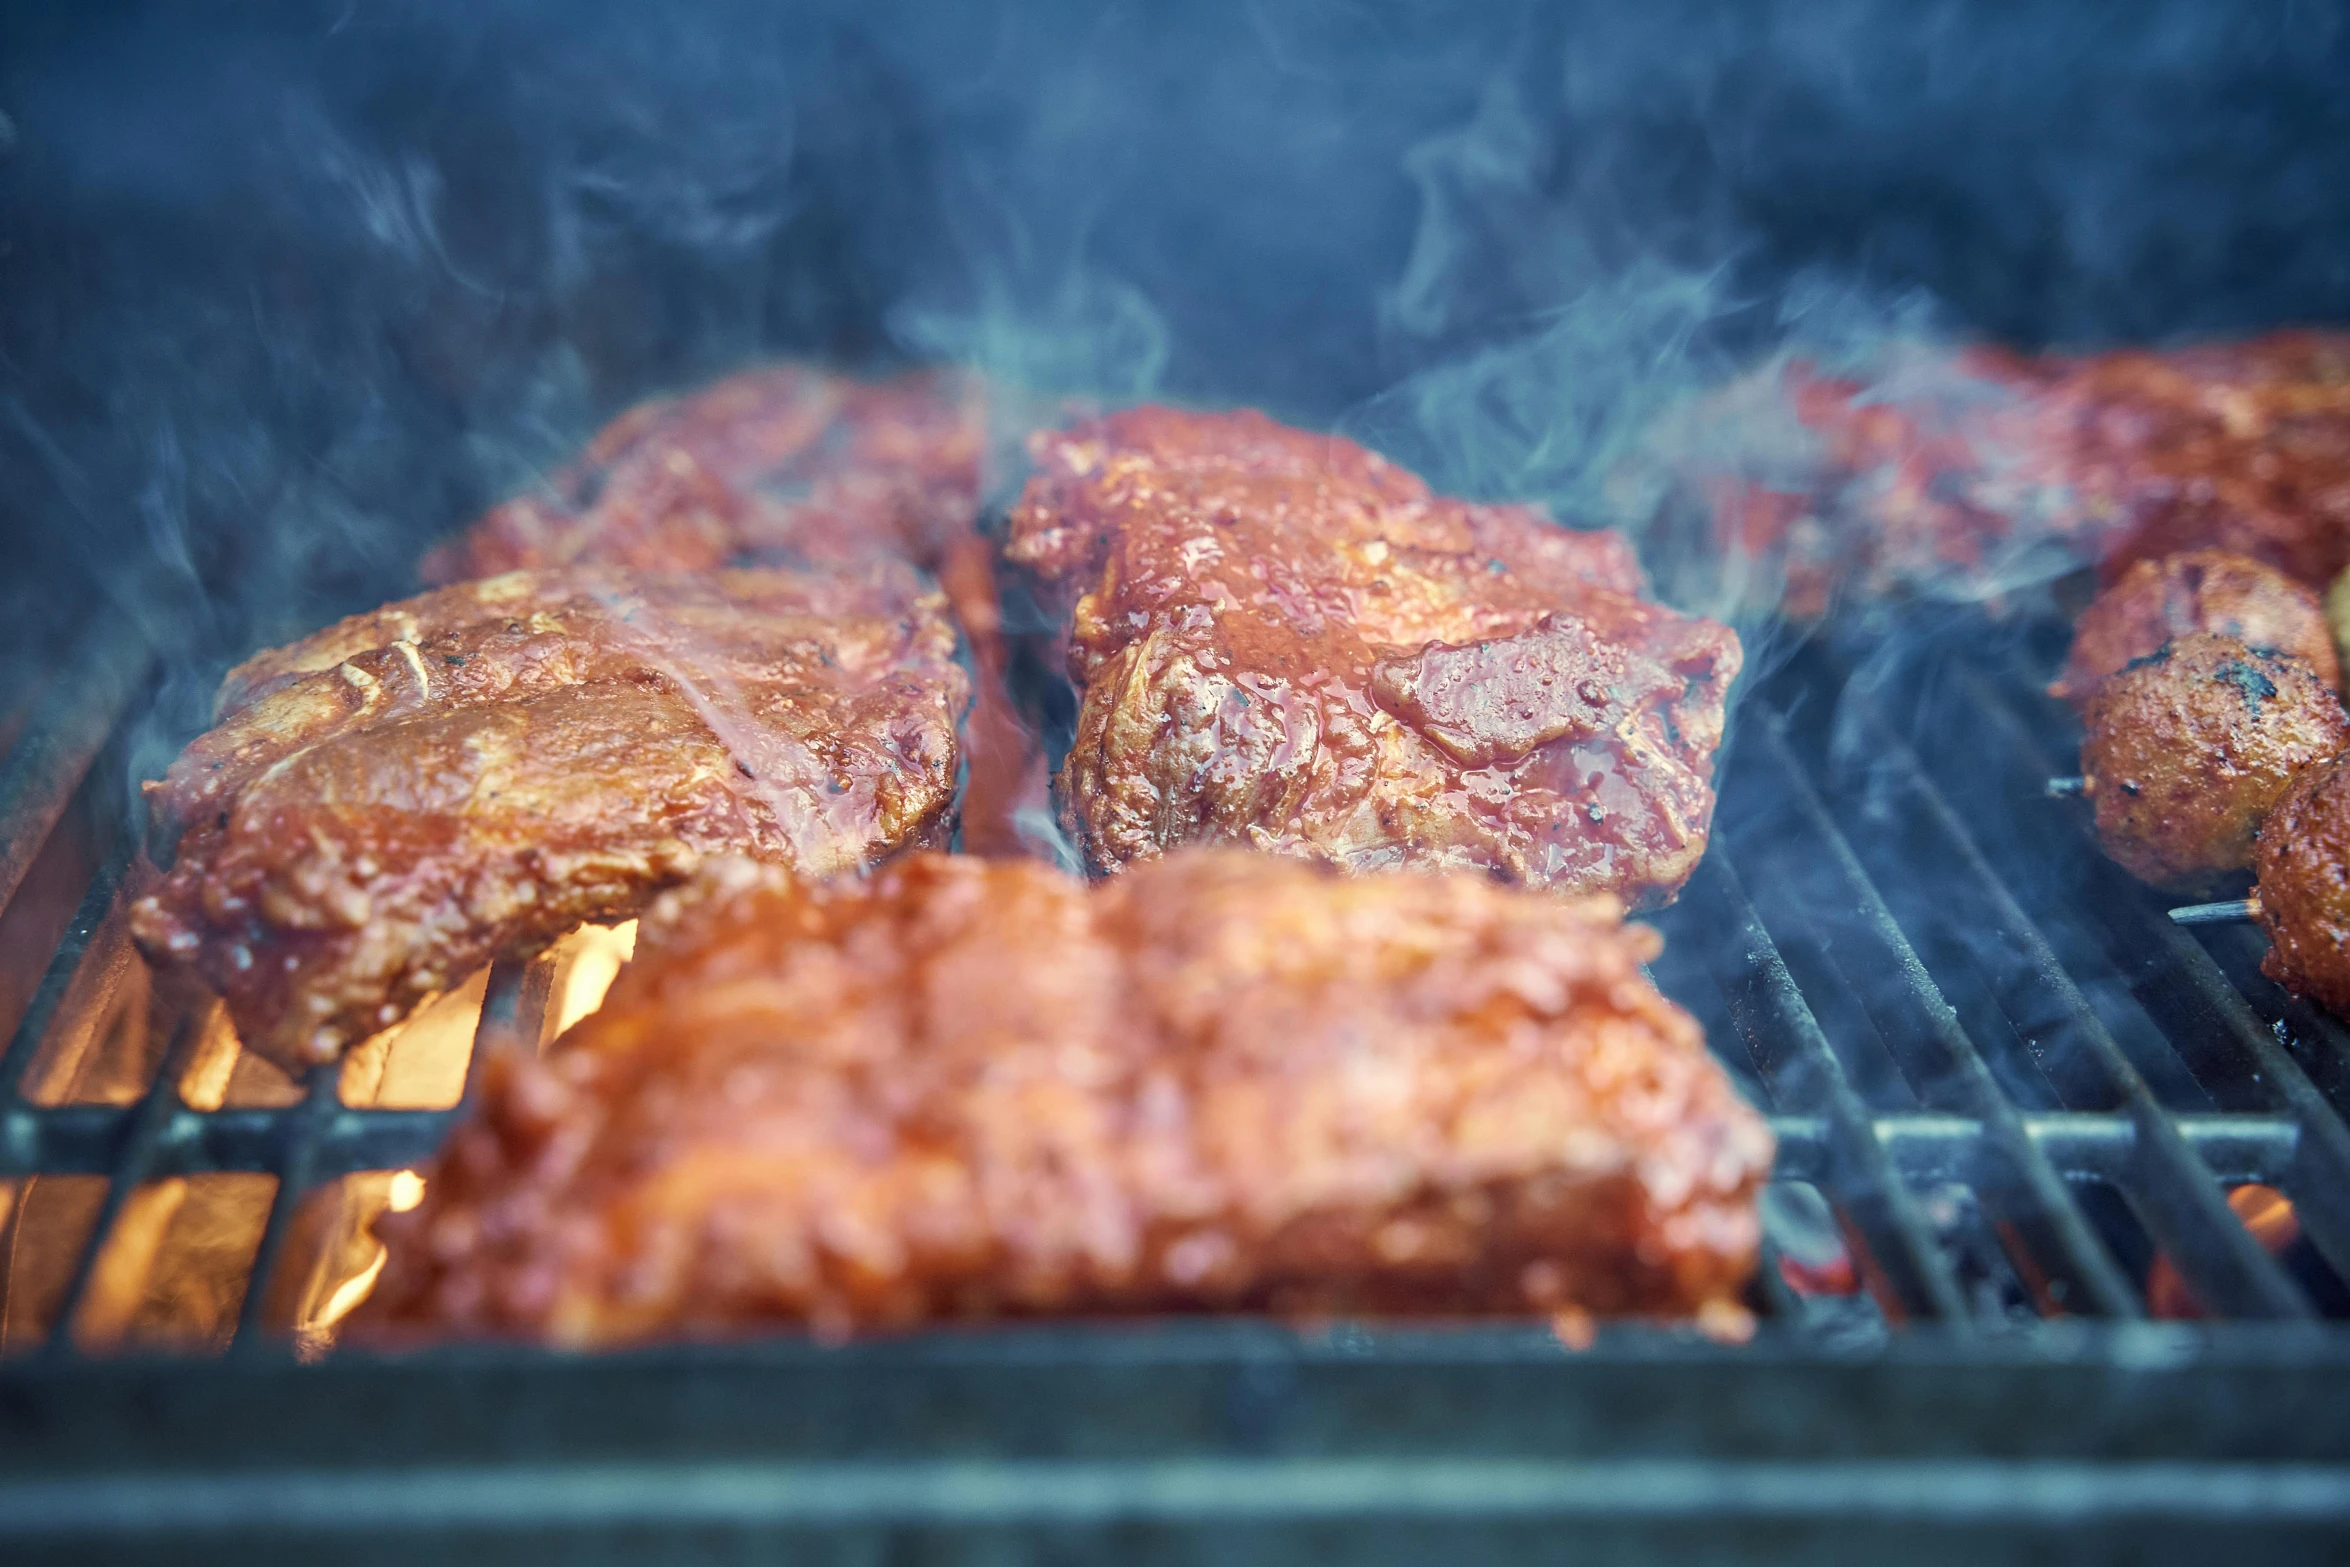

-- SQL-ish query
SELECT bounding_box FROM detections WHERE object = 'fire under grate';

[2,602,2350,1562]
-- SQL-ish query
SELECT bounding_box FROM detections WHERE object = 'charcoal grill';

[0,588,2345,1566]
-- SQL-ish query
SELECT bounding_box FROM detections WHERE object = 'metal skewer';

[2169,897,2261,925]
[2045,775,2090,798]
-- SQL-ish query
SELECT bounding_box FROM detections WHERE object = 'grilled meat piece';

[130,566,967,1072]
[2078,633,2347,891]
[2053,550,2339,709]
[2255,753,2350,1019]
[2075,333,2350,588]
[363,848,1771,1344]
[1004,408,1741,907]
[1728,331,2350,610]
[421,366,986,584]
[416,364,1049,855]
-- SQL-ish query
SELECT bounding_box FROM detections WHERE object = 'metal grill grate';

[1649,620,2350,1333]
[4,612,2350,1351]
[6,606,2350,1563]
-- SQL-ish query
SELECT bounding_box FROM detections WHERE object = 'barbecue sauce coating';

[2255,754,2350,1019]
[361,850,1772,1344]
[415,364,1049,855]
[2054,550,2339,709]
[1740,331,2350,609]
[130,567,967,1072]
[420,366,986,584]
[2078,633,2348,892]
[1004,408,1742,907]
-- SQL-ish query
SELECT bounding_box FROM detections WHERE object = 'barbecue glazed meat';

[362,849,1772,1344]
[1004,408,1742,907]
[2255,753,2350,1018]
[421,366,986,584]
[2072,333,2350,588]
[2053,550,2339,709]
[2078,634,2348,891]
[415,364,1051,855]
[1727,331,2350,610]
[130,566,967,1072]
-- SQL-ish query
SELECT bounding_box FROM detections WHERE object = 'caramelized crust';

[130,566,968,1071]
[2079,633,2347,892]
[2256,753,2350,1018]
[363,849,1771,1344]
[2054,550,2339,708]
[1005,408,1741,907]
[421,366,987,583]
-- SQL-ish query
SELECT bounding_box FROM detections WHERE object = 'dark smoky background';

[4,0,2349,680]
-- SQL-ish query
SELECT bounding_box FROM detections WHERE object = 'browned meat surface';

[416,364,1045,855]
[2073,333,2350,587]
[2078,633,2347,891]
[1726,331,2350,610]
[130,566,967,1072]
[421,365,986,584]
[362,848,1772,1344]
[1004,408,1742,907]
[2053,550,2339,708]
[2256,753,2350,1018]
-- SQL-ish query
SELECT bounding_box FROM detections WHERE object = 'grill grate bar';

[0,1106,2294,1186]
[1769,1112,2294,1184]
[1692,853,1972,1324]
[34,1008,213,1358]
[1837,693,2316,1321]
[1735,715,2143,1316]
[229,958,531,1350]
[229,1070,346,1351]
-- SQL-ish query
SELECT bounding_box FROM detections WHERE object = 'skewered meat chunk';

[2255,753,2350,1018]
[2078,634,2347,891]
[2053,550,2339,708]
[1004,408,1742,907]
[362,849,1772,1344]
[1725,331,2350,610]
[130,566,967,1072]
[420,366,986,584]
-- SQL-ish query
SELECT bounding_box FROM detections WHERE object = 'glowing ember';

[2147,1184,2302,1319]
